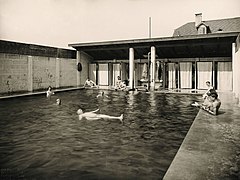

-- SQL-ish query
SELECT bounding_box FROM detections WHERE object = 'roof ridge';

[181,17,240,25]
[204,16,240,22]
[173,16,240,36]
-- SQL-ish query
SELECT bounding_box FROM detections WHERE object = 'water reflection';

[0,90,201,179]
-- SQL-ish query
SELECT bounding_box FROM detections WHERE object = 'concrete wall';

[76,51,93,86]
[0,53,77,94]
[32,56,57,90]
[0,54,28,93]
[0,40,76,59]
[233,35,240,105]
[59,58,77,87]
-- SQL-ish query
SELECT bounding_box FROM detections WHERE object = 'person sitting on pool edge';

[205,92,221,115]
[46,86,55,99]
[192,91,221,115]
[202,89,217,106]
[77,108,123,124]
[202,81,215,99]
[83,78,98,88]
[115,76,127,91]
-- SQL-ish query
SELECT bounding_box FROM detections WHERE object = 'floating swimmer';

[77,108,123,124]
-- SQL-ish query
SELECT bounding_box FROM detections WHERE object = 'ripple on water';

[0,90,201,179]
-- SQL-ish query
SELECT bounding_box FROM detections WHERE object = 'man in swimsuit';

[84,79,98,88]
[115,76,127,91]
[96,91,109,98]
[56,98,61,105]
[46,86,55,99]
[192,91,221,115]
[205,92,221,115]
[77,108,123,123]
[202,81,214,99]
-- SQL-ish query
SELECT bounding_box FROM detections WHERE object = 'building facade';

[70,15,240,90]
[1,14,240,105]
[69,14,240,104]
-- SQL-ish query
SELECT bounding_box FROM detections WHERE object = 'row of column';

[129,46,156,90]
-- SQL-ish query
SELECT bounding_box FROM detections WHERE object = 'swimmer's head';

[77,109,83,115]
[56,98,61,105]
[206,81,211,87]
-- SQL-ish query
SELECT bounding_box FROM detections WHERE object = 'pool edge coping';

[0,87,85,100]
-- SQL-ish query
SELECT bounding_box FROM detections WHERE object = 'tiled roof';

[173,17,240,36]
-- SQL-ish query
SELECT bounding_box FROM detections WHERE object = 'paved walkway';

[164,92,240,180]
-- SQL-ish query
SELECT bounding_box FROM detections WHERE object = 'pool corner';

[163,92,240,179]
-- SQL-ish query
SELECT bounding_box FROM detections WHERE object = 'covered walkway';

[69,32,238,91]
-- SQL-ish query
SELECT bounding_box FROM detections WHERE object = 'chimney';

[195,13,202,27]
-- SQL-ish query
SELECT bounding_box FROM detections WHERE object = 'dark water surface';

[0,89,201,179]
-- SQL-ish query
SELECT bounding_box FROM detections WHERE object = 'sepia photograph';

[0,0,240,179]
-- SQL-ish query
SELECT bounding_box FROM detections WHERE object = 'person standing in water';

[46,86,55,99]
[96,91,109,98]
[56,98,61,105]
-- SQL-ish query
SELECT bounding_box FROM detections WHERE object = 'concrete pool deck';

[164,92,240,180]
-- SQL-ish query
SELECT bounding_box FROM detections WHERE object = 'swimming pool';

[0,89,201,179]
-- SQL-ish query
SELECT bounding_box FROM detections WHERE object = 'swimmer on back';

[77,108,123,124]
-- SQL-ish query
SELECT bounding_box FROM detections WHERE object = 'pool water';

[0,89,201,179]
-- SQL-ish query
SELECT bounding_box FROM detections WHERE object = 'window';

[198,25,207,34]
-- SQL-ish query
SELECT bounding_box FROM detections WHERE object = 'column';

[195,58,198,90]
[177,62,180,89]
[76,51,81,87]
[163,62,166,88]
[108,62,113,86]
[233,42,240,103]
[55,58,60,88]
[232,43,236,95]
[27,56,33,92]
[150,46,156,90]
[129,48,134,89]
[156,61,160,81]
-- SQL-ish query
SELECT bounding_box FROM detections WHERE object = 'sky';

[0,0,240,49]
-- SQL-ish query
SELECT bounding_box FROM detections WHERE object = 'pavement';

[163,92,240,180]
